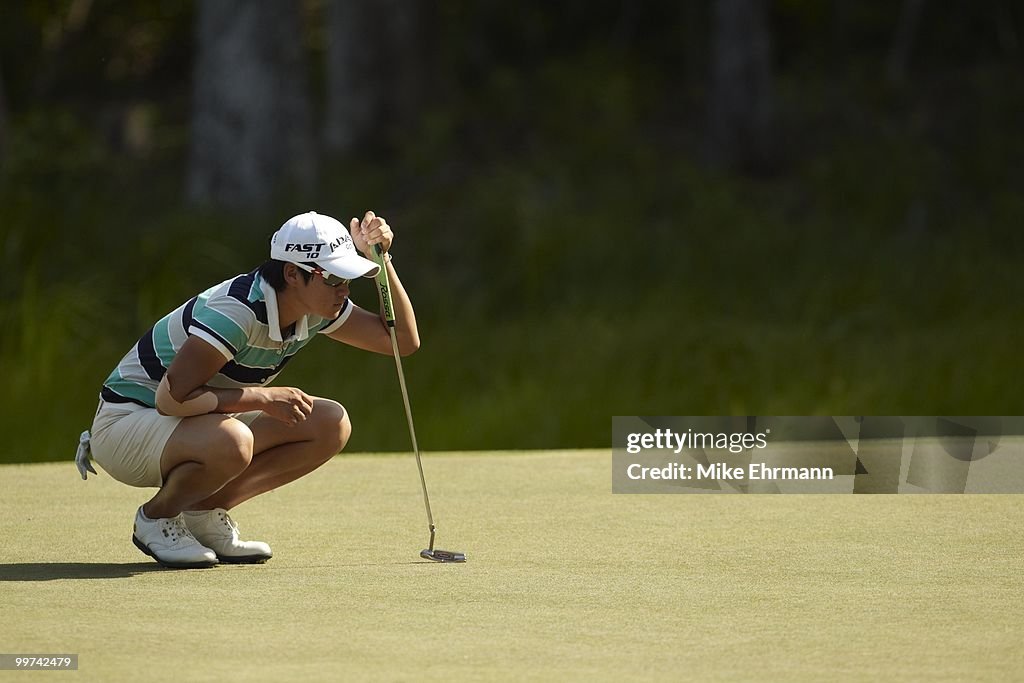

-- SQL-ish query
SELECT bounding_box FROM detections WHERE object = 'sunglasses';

[295,263,352,287]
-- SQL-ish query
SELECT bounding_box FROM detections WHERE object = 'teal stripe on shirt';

[191,298,248,351]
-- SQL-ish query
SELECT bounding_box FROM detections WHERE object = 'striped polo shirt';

[101,269,352,407]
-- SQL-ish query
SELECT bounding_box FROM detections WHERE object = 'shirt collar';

[260,276,311,343]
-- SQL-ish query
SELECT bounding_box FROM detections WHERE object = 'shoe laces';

[217,510,240,535]
[161,515,198,544]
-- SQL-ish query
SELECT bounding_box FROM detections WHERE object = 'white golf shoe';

[132,507,218,569]
[182,509,273,564]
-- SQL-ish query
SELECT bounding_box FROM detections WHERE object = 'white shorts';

[89,400,261,488]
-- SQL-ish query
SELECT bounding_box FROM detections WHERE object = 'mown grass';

[3,451,1023,681]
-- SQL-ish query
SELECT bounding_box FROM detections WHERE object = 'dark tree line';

[0,1,1020,207]
[705,0,774,173]
[0,56,7,168]
[187,1,315,206]
[186,0,778,206]
[186,0,428,207]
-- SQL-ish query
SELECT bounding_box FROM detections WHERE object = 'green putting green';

[3,450,1022,681]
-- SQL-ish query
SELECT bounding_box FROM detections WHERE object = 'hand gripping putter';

[371,246,466,563]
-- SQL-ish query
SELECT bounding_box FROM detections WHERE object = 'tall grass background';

[2,66,1022,463]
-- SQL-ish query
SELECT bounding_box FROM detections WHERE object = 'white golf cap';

[270,211,380,279]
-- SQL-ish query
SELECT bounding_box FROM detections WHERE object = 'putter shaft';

[387,311,435,544]
[373,244,460,560]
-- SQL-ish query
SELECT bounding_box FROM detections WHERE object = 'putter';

[371,245,466,563]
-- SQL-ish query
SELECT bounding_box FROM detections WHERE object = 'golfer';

[75,211,419,568]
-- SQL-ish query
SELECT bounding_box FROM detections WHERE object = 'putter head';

[420,548,466,563]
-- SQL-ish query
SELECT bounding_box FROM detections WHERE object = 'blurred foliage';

[1,1,1023,462]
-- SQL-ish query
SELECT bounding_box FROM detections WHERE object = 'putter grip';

[371,244,396,327]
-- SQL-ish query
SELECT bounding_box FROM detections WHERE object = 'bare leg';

[189,399,350,511]
[143,414,254,519]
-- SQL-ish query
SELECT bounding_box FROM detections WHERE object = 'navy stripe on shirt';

[136,328,167,381]
[100,386,151,408]
[190,319,239,357]
[219,354,294,384]
[228,271,268,324]
[180,296,197,332]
